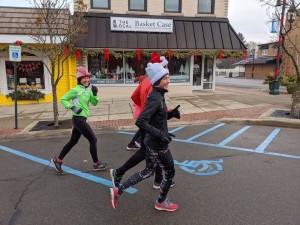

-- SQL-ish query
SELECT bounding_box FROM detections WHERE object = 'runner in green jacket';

[51,67,108,173]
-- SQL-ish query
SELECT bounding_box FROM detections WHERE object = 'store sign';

[110,17,173,33]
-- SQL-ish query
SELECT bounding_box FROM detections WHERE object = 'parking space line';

[186,123,225,141]
[217,126,251,146]
[255,128,281,153]
[0,145,138,194]
[169,126,186,133]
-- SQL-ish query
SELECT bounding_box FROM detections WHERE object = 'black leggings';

[58,116,98,163]
[119,146,175,203]
[117,131,163,183]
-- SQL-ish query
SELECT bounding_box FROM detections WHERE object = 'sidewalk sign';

[9,45,22,129]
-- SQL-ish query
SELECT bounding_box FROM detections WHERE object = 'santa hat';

[145,63,169,85]
[76,67,91,79]
[150,52,168,67]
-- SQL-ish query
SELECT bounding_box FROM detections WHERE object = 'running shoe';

[50,156,62,173]
[110,187,120,209]
[93,161,109,171]
[110,169,123,188]
[154,198,179,212]
[153,181,175,190]
[126,143,140,151]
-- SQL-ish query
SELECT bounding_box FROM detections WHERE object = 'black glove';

[71,106,82,114]
[170,105,181,119]
[160,132,176,146]
[91,85,98,96]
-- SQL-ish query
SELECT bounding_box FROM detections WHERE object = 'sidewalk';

[0,86,299,139]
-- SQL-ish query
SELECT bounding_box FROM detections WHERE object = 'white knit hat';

[145,63,169,85]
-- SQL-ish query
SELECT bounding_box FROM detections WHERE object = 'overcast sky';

[0,0,276,44]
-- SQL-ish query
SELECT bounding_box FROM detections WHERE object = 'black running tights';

[58,116,98,163]
[119,146,175,203]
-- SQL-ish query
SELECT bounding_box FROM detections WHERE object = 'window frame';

[198,0,215,14]
[128,0,147,12]
[90,0,111,9]
[164,0,182,13]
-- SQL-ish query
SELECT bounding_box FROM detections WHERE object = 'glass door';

[203,57,214,89]
[192,56,203,90]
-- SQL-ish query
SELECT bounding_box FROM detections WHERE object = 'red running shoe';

[154,198,179,212]
[110,188,120,209]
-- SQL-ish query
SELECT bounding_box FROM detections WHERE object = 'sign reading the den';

[111,17,173,33]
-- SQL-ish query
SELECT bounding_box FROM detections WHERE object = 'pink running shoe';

[110,188,120,209]
[154,198,179,212]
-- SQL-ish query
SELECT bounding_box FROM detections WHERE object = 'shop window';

[164,0,181,13]
[87,52,191,84]
[91,0,110,9]
[129,0,147,11]
[198,0,214,14]
[5,61,45,90]
[125,57,149,84]
[88,53,124,84]
[168,57,190,83]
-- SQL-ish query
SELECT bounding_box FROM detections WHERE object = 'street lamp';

[270,0,286,95]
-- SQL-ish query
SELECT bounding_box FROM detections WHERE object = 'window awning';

[76,13,246,51]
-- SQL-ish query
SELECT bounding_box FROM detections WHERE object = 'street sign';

[9,45,21,62]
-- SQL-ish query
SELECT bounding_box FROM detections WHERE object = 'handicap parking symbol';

[174,159,223,176]
[12,52,19,58]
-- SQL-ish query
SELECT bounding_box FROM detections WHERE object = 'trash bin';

[229,72,232,78]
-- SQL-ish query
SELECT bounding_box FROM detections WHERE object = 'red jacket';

[131,77,152,112]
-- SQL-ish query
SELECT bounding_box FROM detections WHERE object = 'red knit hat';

[150,52,168,67]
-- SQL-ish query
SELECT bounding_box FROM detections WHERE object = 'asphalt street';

[1,123,299,225]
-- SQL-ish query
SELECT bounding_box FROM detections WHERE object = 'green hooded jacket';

[61,84,99,118]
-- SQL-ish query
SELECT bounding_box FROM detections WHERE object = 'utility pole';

[270,0,286,95]
[251,49,255,79]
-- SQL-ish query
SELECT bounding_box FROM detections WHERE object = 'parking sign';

[9,45,21,62]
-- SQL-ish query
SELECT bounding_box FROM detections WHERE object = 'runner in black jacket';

[110,62,180,212]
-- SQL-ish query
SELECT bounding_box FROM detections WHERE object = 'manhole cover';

[30,119,73,131]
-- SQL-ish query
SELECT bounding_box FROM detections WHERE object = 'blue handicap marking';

[174,159,223,176]
[12,52,19,58]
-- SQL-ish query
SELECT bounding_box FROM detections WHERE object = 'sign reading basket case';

[110,17,173,33]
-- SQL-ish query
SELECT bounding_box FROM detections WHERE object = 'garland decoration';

[0,42,245,61]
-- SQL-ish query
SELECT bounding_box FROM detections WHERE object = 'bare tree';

[25,0,88,126]
[259,0,300,117]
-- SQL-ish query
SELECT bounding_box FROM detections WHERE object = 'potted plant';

[280,74,297,94]
[263,73,283,91]
[6,85,45,103]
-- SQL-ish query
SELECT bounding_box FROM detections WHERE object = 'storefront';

[76,13,246,91]
[0,9,245,105]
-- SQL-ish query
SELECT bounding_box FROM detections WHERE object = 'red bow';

[136,49,142,61]
[218,50,224,61]
[166,50,172,61]
[75,49,81,60]
[194,52,199,61]
[63,46,69,56]
[104,49,110,61]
